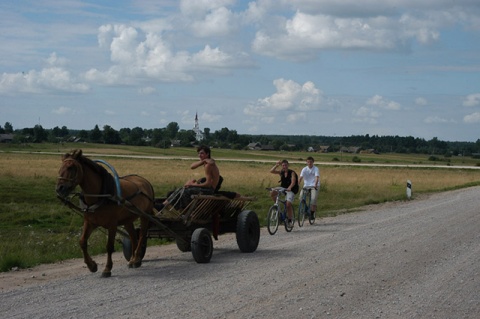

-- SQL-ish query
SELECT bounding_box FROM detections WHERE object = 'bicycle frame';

[267,187,294,235]
[298,186,316,227]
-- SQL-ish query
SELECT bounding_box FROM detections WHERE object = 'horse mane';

[69,149,116,196]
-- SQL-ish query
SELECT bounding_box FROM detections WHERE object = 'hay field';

[1,150,480,271]
[1,151,479,213]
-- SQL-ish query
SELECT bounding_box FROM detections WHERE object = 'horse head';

[56,149,85,198]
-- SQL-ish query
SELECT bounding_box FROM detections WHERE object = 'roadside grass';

[1,146,480,272]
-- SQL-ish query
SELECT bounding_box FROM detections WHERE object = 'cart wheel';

[121,228,146,261]
[191,228,213,263]
[122,236,132,261]
[176,237,192,252]
[236,210,260,253]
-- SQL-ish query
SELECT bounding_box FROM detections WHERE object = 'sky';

[1,0,480,142]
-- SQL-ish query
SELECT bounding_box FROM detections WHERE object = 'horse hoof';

[101,272,111,278]
[128,261,142,268]
[88,263,98,273]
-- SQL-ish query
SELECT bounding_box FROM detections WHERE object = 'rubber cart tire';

[121,228,146,261]
[191,228,213,263]
[236,210,260,253]
[176,237,192,252]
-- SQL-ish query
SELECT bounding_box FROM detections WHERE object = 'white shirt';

[300,165,320,187]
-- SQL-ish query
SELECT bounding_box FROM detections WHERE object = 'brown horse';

[55,149,154,277]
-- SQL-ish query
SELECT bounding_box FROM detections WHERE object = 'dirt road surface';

[1,187,479,319]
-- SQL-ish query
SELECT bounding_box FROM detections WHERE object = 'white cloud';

[200,112,222,123]
[52,106,73,115]
[463,93,480,107]
[139,86,157,95]
[287,112,307,123]
[250,1,479,61]
[0,53,89,95]
[464,112,480,123]
[86,23,254,85]
[46,52,68,67]
[424,116,449,124]
[244,78,323,115]
[352,106,380,123]
[192,45,247,68]
[180,0,235,17]
[191,7,236,37]
[415,97,428,106]
[366,94,401,110]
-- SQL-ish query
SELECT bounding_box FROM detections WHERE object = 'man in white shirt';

[298,156,320,218]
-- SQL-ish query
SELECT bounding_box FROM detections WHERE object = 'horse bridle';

[57,157,115,212]
[57,158,84,185]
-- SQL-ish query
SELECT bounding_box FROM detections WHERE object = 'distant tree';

[119,128,131,144]
[52,126,62,137]
[166,122,179,139]
[33,124,47,142]
[151,128,165,146]
[103,125,121,144]
[203,127,211,140]
[4,122,13,133]
[272,139,284,150]
[227,129,239,144]
[176,129,196,146]
[60,126,69,137]
[129,127,145,146]
[90,125,102,143]
[22,127,34,137]
[78,130,89,140]
[157,139,170,149]
[214,127,230,142]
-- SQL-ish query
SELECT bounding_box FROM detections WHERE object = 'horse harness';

[57,157,153,214]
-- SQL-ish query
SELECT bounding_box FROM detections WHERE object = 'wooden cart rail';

[124,193,260,263]
[156,194,256,225]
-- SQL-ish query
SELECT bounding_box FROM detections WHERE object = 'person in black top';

[269,159,299,226]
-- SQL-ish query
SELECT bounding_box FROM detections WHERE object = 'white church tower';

[193,112,204,141]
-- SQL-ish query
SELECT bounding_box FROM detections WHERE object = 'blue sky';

[1,0,479,142]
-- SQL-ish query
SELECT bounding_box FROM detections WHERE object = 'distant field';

[1,144,480,272]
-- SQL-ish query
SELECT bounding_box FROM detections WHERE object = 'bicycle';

[266,187,295,235]
[297,186,316,227]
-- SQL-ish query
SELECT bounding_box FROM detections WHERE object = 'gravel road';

[1,187,479,319]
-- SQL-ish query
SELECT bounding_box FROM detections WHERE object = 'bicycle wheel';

[307,193,315,225]
[284,208,294,232]
[297,199,306,227]
[267,205,280,235]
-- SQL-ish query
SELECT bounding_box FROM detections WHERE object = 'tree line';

[1,121,479,157]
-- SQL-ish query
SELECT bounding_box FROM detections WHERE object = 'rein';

[57,157,122,213]
[58,156,152,214]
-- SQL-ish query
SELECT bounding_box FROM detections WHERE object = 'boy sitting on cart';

[159,145,222,212]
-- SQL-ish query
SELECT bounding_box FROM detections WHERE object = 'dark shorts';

[169,186,215,210]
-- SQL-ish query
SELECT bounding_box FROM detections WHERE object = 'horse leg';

[130,218,149,268]
[101,227,117,278]
[79,221,98,273]
[123,222,139,268]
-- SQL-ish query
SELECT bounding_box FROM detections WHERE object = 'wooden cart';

[121,190,260,263]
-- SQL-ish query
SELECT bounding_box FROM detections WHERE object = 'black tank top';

[280,169,299,194]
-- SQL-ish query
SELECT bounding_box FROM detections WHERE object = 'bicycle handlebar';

[266,187,287,193]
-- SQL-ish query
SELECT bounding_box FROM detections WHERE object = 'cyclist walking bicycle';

[298,156,320,226]
[269,159,299,229]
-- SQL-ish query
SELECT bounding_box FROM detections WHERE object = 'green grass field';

[1,143,479,272]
